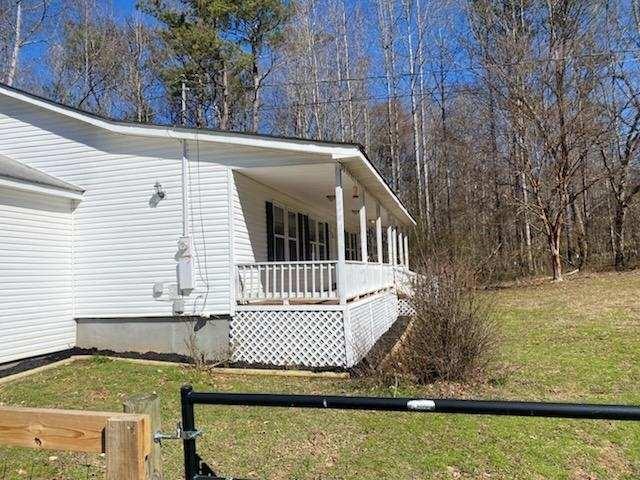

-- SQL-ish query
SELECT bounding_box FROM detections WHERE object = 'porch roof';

[0,82,415,226]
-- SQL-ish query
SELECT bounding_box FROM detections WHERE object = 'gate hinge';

[154,422,202,444]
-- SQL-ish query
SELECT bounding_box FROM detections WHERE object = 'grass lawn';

[1,271,639,479]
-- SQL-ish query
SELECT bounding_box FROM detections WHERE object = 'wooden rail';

[0,405,152,480]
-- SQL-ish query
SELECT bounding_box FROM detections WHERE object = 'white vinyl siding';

[0,95,230,317]
[0,187,74,363]
[231,171,356,264]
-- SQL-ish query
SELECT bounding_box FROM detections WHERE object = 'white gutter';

[0,176,84,200]
[0,86,356,156]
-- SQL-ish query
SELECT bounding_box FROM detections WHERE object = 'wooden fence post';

[105,415,150,480]
[123,393,163,480]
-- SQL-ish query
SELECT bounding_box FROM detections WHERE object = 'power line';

[258,85,474,112]
[259,48,640,89]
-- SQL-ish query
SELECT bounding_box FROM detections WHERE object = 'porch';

[233,162,414,306]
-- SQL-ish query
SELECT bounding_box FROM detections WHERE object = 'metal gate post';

[181,385,199,480]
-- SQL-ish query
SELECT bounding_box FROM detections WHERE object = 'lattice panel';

[231,309,347,367]
[398,298,416,316]
[346,293,399,366]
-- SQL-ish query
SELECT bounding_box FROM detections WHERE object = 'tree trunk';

[7,0,22,86]
[548,225,563,281]
[251,52,260,133]
[520,171,534,273]
[402,0,424,221]
[613,201,626,270]
[570,193,588,269]
[377,0,399,191]
[221,68,230,130]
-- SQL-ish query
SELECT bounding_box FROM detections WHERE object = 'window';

[287,212,298,261]
[267,203,330,262]
[268,204,299,261]
[309,220,329,260]
[367,227,376,262]
[345,231,359,261]
[273,205,286,261]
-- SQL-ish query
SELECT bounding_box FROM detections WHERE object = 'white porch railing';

[344,261,396,299]
[236,261,413,303]
[236,261,338,302]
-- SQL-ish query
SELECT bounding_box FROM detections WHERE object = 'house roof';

[0,83,415,226]
[0,154,85,199]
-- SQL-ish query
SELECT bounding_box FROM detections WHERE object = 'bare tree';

[1,0,47,86]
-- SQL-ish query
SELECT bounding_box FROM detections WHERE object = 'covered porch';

[233,158,415,306]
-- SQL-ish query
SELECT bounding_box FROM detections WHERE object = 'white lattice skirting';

[230,292,400,368]
[398,298,416,316]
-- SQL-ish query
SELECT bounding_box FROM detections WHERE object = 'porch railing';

[236,261,337,302]
[344,261,395,299]
[236,261,412,303]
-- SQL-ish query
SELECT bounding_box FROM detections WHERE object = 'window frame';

[270,202,299,262]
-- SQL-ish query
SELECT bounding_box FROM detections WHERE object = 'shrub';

[395,258,499,383]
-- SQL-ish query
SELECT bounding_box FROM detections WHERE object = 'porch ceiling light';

[352,186,359,199]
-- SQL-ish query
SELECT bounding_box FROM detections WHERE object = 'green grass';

[1,270,639,479]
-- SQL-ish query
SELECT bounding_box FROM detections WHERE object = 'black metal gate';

[178,385,640,480]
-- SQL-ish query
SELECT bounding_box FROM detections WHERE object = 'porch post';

[404,232,410,269]
[398,230,405,268]
[335,164,347,304]
[387,225,393,265]
[391,225,398,267]
[375,204,383,264]
[359,186,368,262]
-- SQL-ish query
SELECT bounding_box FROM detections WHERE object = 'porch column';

[386,225,393,265]
[404,233,410,269]
[359,186,368,262]
[375,204,383,264]
[391,225,398,267]
[398,230,405,268]
[335,164,347,304]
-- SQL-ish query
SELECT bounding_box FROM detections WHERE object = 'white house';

[0,83,416,369]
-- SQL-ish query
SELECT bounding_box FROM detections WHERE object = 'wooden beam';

[0,405,151,478]
[0,406,115,453]
[106,416,150,480]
